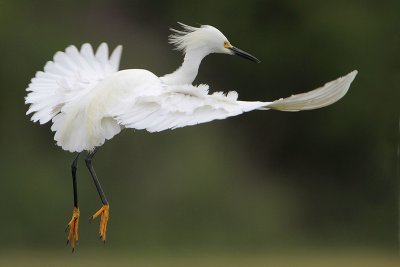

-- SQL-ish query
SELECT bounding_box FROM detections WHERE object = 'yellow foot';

[65,207,80,252]
[90,204,110,242]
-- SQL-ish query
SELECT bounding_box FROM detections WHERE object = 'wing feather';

[116,84,246,132]
[95,43,109,64]
[109,45,123,72]
[116,71,357,133]
[265,70,357,111]
[26,43,123,124]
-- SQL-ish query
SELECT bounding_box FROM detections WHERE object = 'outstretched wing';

[25,43,122,124]
[116,71,357,133]
[115,84,252,132]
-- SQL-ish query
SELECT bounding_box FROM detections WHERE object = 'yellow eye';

[223,41,230,48]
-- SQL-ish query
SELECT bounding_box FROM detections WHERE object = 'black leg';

[71,153,80,208]
[85,147,109,205]
[67,153,81,252]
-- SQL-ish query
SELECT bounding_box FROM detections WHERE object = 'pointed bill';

[229,46,260,63]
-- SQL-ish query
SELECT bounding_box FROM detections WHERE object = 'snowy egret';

[25,23,357,251]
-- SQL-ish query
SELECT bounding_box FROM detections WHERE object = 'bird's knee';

[85,157,92,167]
[71,164,77,172]
[71,153,80,171]
[71,160,78,173]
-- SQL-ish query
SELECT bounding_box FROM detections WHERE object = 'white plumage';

[25,23,357,153]
[25,23,358,251]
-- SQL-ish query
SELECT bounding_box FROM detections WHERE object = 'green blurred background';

[0,0,399,265]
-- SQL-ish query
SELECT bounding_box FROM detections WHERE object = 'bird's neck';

[160,49,209,85]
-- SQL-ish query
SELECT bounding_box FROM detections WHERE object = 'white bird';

[25,23,357,251]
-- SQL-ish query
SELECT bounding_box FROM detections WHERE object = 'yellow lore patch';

[223,41,231,48]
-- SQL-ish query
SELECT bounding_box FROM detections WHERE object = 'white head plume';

[168,23,230,55]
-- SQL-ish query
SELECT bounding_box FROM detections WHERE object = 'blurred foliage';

[0,0,398,257]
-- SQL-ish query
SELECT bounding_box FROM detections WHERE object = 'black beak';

[229,46,260,63]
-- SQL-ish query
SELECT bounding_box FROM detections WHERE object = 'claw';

[91,204,110,243]
[66,207,80,252]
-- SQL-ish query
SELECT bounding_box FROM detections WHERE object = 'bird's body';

[52,68,160,152]
[27,45,355,152]
[25,23,357,251]
[41,61,265,152]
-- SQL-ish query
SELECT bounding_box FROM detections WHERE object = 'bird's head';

[169,23,260,63]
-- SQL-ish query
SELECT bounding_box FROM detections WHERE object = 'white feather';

[264,70,358,111]
[26,43,123,151]
[115,71,357,134]
[168,22,229,54]
[25,24,357,153]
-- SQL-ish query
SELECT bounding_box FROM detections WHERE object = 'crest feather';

[168,22,207,53]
